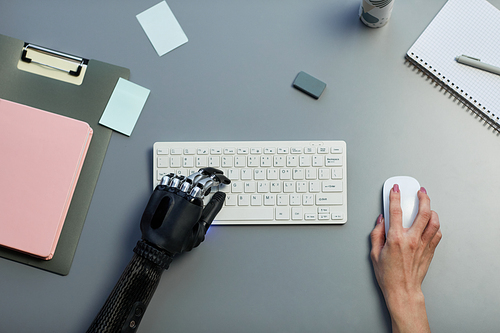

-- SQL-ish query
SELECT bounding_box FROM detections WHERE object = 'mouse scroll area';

[383,176,421,236]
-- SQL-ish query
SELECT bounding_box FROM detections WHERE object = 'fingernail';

[377,214,383,224]
[420,187,427,194]
[393,184,400,193]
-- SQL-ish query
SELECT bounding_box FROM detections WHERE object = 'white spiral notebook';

[406,0,500,131]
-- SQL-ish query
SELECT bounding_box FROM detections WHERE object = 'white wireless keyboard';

[153,141,347,225]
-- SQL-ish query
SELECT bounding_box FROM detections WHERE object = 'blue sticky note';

[136,1,189,56]
[99,78,150,136]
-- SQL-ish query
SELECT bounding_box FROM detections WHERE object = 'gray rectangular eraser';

[292,71,326,99]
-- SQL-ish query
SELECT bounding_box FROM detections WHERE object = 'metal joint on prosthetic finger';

[140,168,230,256]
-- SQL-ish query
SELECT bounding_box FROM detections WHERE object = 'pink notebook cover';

[0,98,93,260]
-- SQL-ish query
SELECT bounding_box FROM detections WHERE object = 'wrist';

[384,290,430,333]
[134,240,173,270]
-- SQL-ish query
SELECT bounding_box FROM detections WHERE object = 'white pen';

[456,55,500,76]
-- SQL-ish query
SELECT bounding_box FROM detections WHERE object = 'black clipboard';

[0,34,130,275]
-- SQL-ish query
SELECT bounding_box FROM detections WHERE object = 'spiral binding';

[406,52,500,133]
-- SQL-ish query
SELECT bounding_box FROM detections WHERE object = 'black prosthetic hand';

[86,168,230,333]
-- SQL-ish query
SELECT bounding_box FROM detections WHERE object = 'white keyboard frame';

[153,141,347,225]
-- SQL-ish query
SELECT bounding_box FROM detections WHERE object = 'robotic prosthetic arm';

[86,168,230,333]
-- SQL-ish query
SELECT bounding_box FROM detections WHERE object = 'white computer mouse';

[383,176,421,236]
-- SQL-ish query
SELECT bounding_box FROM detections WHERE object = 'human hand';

[370,185,442,333]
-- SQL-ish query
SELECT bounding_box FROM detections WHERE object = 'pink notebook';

[0,98,93,260]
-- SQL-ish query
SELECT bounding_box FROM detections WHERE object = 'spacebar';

[215,207,274,221]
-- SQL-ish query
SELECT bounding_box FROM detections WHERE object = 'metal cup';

[359,0,394,28]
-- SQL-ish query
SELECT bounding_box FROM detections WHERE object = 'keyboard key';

[274,155,285,167]
[244,181,256,193]
[318,147,328,153]
[238,194,250,206]
[319,168,330,180]
[300,155,311,167]
[264,194,275,205]
[305,147,315,154]
[322,180,342,192]
[231,181,244,193]
[316,193,342,205]
[216,207,274,221]
[208,156,220,167]
[326,156,342,166]
[248,155,259,167]
[293,169,304,180]
[241,169,252,180]
[211,148,222,155]
[251,147,262,154]
[171,156,181,167]
[157,169,169,180]
[158,156,169,167]
[237,147,249,154]
[221,156,233,167]
[228,168,239,180]
[275,207,290,220]
[258,181,269,193]
[309,181,320,193]
[251,194,262,206]
[261,156,272,167]
[313,156,323,166]
[279,169,291,180]
[196,156,207,167]
[183,156,194,168]
[290,194,301,206]
[283,182,294,193]
[267,169,278,180]
[197,148,209,154]
[225,194,237,206]
[292,207,303,220]
[332,213,343,220]
[254,169,265,180]
[306,168,317,180]
[296,182,307,193]
[332,168,343,179]
[219,184,231,193]
[303,194,314,205]
[277,194,289,206]
[264,147,276,154]
[287,155,298,167]
[270,182,281,193]
[278,147,289,154]
[331,147,342,154]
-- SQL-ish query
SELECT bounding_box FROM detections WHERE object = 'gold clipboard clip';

[17,42,89,85]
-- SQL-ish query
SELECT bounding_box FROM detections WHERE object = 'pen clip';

[461,55,481,62]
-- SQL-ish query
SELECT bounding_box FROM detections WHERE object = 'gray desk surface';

[2,1,500,332]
